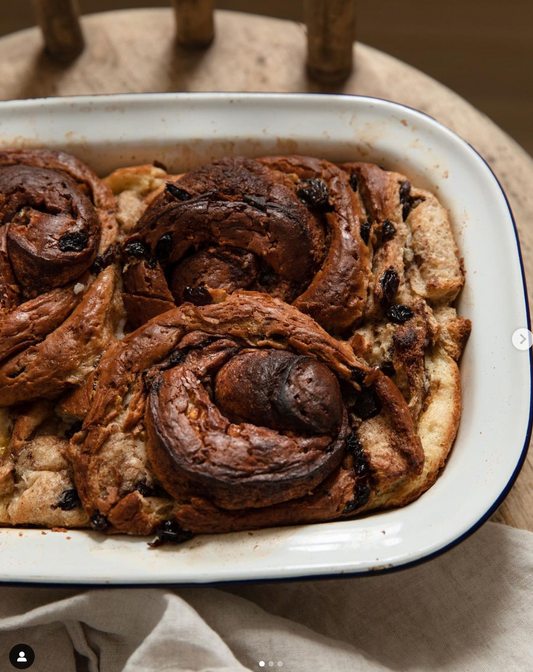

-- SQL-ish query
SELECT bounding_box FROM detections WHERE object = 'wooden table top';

[0,8,531,530]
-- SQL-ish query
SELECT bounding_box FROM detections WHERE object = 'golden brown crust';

[0,153,470,538]
[0,150,125,408]
[0,266,124,406]
[120,156,370,333]
[71,292,423,535]
[0,402,88,528]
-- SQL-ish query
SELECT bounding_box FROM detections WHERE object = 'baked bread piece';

[0,149,124,406]
[0,150,126,526]
[0,403,88,527]
[0,153,470,538]
[340,162,471,503]
[70,292,424,535]
[114,156,370,332]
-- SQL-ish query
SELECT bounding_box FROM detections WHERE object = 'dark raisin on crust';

[90,512,109,531]
[360,220,371,245]
[296,178,332,211]
[386,304,414,324]
[399,180,411,203]
[167,350,187,367]
[155,233,173,260]
[381,219,396,241]
[353,387,382,420]
[134,481,157,497]
[92,245,117,274]
[345,432,368,476]
[380,268,400,304]
[58,231,89,252]
[165,183,191,201]
[350,367,366,385]
[65,421,83,439]
[182,286,212,306]
[125,240,149,258]
[343,484,371,514]
[380,360,396,377]
[349,173,358,191]
[399,180,424,220]
[56,488,81,511]
[149,520,194,548]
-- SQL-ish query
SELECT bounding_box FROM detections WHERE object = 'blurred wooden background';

[0,0,531,156]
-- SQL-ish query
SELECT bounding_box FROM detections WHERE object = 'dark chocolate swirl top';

[122,156,370,333]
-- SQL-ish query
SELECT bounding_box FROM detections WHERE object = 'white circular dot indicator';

[268,663,274,668]
[512,328,533,351]
[259,663,265,668]
[278,663,284,668]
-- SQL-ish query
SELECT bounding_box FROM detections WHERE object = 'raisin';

[57,488,80,511]
[360,220,371,245]
[65,421,83,439]
[135,481,156,497]
[345,432,368,476]
[90,512,109,531]
[350,367,366,385]
[155,233,173,260]
[58,231,89,252]
[343,484,371,514]
[92,245,116,274]
[399,180,411,203]
[182,286,212,306]
[380,360,396,377]
[125,240,149,258]
[404,196,424,220]
[297,178,331,211]
[349,173,358,191]
[380,268,399,304]
[386,304,414,324]
[168,350,186,367]
[399,180,424,220]
[165,183,191,201]
[353,387,382,420]
[381,219,396,241]
[149,520,193,547]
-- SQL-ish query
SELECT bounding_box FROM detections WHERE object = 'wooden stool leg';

[172,0,215,49]
[32,0,84,62]
[305,0,356,83]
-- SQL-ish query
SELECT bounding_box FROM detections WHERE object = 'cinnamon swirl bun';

[0,150,126,527]
[0,151,470,540]
[0,150,124,407]
[70,292,423,535]
[117,156,370,332]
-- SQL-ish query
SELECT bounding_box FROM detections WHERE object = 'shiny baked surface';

[0,149,470,539]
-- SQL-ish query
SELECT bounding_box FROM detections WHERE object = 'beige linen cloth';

[0,521,532,671]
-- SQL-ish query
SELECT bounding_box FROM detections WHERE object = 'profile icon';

[8,644,35,669]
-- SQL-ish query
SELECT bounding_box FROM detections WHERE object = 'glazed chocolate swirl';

[71,292,423,536]
[122,156,370,332]
[0,150,121,406]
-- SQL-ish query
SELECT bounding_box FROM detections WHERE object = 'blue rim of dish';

[0,93,530,586]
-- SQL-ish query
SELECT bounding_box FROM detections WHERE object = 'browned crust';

[0,149,117,254]
[258,155,370,330]
[120,155,370,333]
[71,291,423,535]
[0,266,123,406]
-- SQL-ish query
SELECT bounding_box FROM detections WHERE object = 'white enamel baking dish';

[0,93,530,584]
